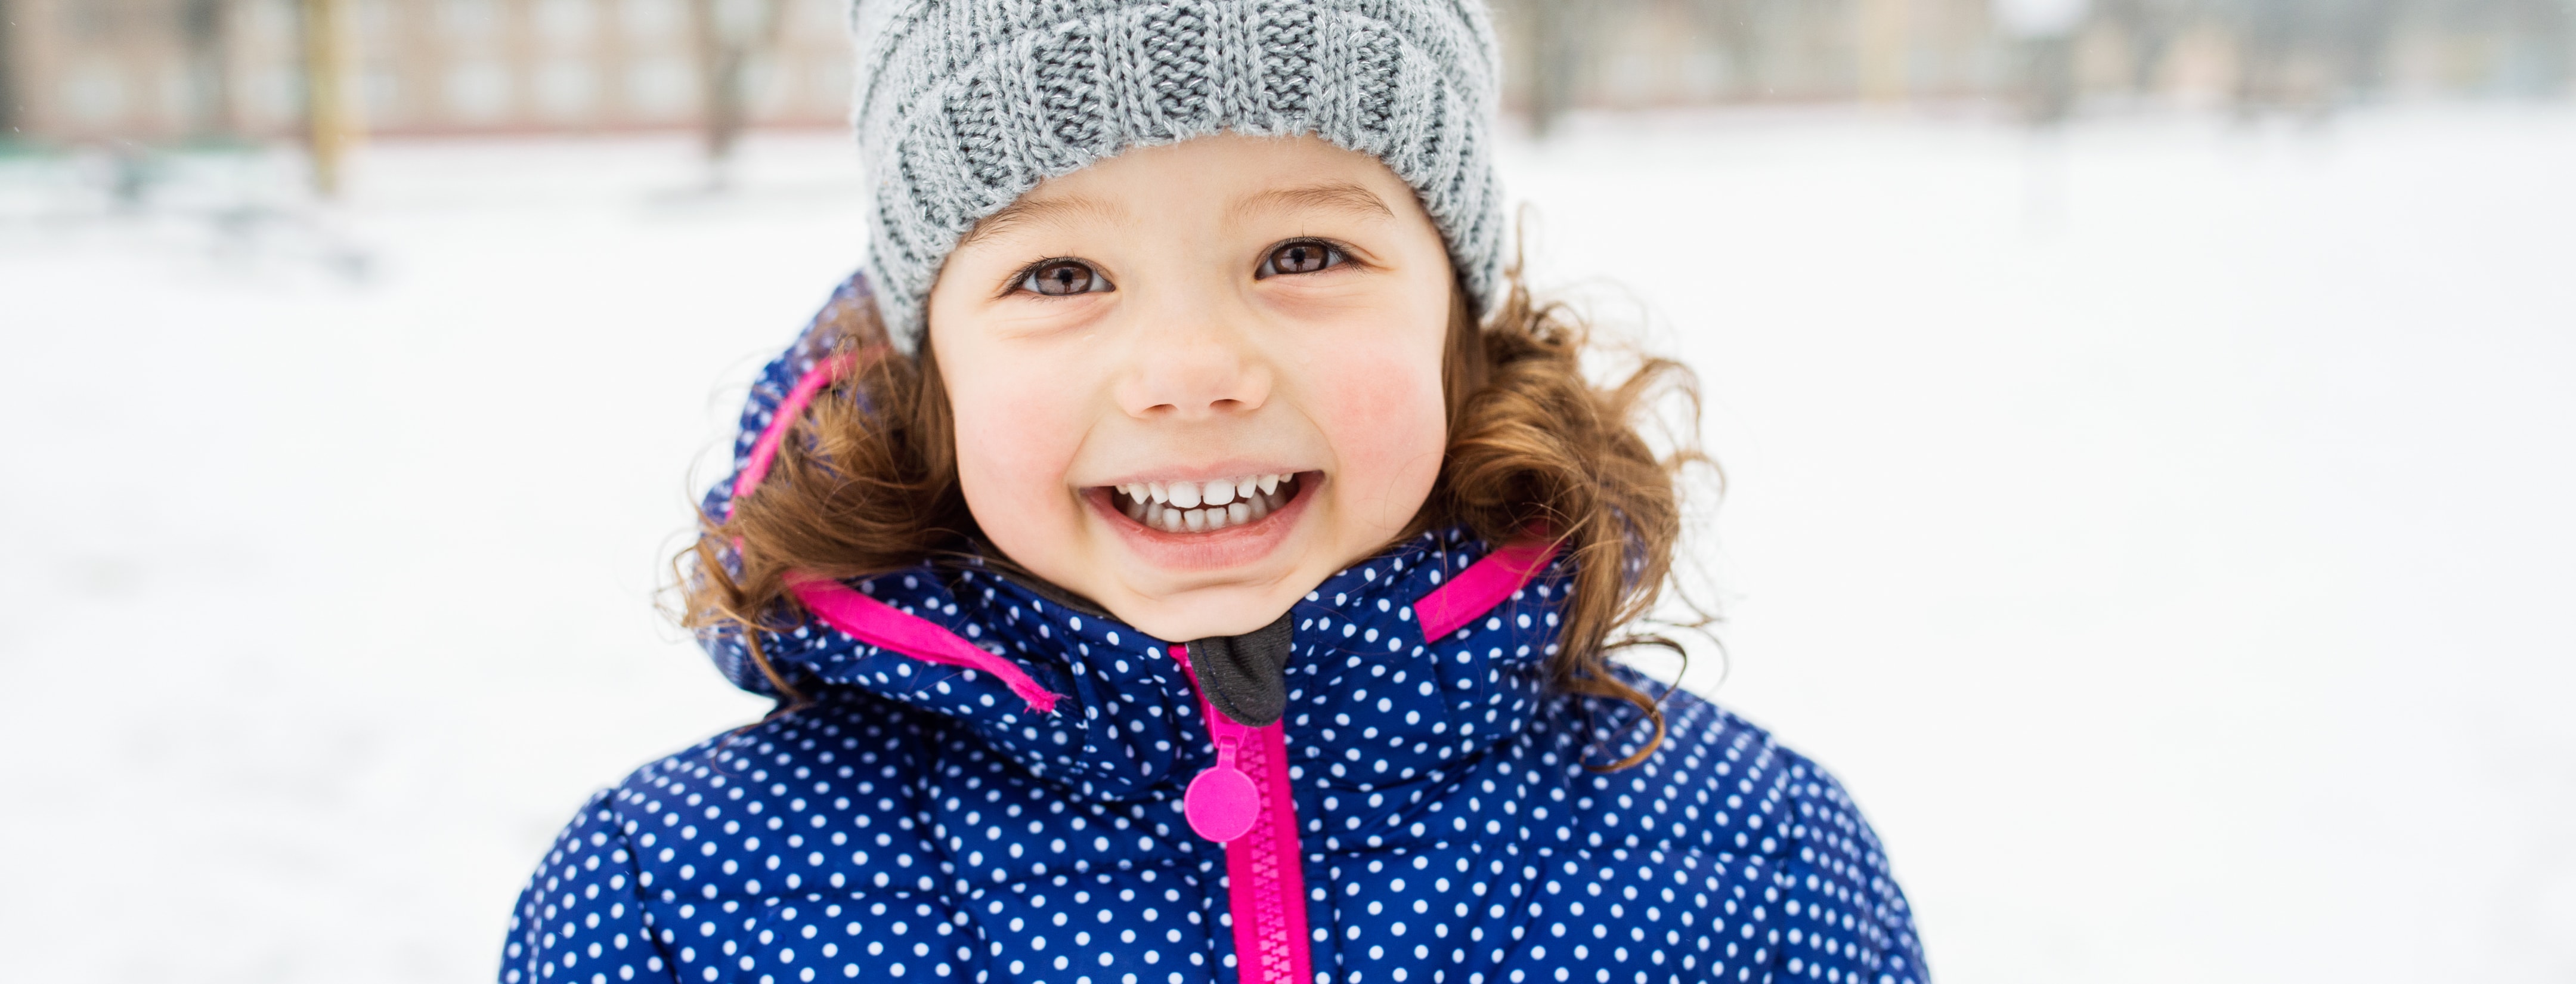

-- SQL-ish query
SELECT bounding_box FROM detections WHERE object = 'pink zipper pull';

[1185,728,1260,842]
[1166,643,1312,984]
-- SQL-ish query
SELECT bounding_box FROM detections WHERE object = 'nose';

[1114,305,1274,422]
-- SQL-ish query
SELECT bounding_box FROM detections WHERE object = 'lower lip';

[1085,476,1317,571]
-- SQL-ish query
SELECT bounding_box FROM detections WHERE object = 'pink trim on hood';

[729,347,1062,715]
[732,350,865,503]
[787,574,1062,716]
[1416,538,1559,640]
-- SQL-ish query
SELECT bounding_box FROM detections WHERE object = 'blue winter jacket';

[500,278,1928,984]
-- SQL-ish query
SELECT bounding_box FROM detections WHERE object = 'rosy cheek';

[1314,347,1446,509]
[951,380,1085,535]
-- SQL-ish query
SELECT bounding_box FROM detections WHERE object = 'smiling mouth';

[1106,473,1305,534]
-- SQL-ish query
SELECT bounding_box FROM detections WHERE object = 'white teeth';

[1111,472,1301,532]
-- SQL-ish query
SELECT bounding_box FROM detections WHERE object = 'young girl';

[501,3,1925,983]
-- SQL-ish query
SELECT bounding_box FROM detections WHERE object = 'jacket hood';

[696,273,1573,803]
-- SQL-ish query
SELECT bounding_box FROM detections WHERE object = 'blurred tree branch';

[0,0,20,141]
[690,0,790,187]
[180,0,237,141]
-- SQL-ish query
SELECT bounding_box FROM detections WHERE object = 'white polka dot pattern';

[504,523,1926,983]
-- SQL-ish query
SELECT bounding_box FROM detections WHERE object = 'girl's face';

[927,134,1455,642]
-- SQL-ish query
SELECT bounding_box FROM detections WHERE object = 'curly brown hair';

[680,266,1708,768]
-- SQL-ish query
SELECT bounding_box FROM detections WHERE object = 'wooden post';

[1858,0,1912,102]
[301,0,350,196]
[0,0,19,140]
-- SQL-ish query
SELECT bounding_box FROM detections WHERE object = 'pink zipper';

[1171,644,1313,984]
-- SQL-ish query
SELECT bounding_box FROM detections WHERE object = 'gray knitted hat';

[850,0,1507,352]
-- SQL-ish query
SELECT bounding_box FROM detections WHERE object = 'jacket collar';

[702,527,1568,802]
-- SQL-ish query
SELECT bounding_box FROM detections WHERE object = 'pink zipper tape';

[1171,645,1313,984]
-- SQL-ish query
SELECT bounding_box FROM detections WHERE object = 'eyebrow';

[959,194,1126,247]
[959,181,1394,248]
[1229,182,1395,222]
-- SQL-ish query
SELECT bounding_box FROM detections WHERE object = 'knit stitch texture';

[850,0,1507,351]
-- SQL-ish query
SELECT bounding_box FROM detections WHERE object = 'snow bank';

[1,108,2570,982]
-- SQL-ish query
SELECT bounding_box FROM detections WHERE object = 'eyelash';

[1004,238,1361,298]
[1009,258,1113,298]
[1256,238,1355,279]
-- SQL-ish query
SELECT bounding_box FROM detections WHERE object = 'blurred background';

[2,1,2572,982]
[8,0,2574,146]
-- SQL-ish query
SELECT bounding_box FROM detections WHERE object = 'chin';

[1104,581,1309,643]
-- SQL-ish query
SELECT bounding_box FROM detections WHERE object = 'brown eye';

[1020,260,1111,296]
[1259,240,1343,278]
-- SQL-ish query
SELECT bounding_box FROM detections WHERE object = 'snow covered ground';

[2,105,2571,982]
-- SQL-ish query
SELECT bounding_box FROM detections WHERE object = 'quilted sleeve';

[500,790,679,984]
[1770,758,1930,984]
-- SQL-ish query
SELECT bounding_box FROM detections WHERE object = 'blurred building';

[1490,0,2572,123]
[1,0,2568,146]
[0,0,853,143]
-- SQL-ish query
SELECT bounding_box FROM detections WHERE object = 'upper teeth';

[1120,474,1290,509]
[1113,474,1298,533]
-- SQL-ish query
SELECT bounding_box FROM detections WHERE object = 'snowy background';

[3,106,2572,982]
